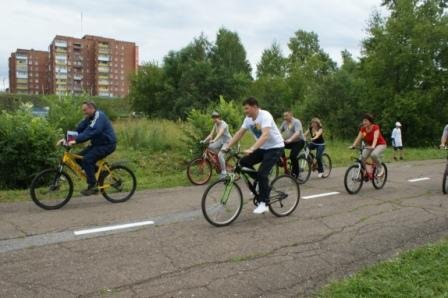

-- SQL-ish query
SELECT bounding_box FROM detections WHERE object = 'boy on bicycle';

[222,97,284,214]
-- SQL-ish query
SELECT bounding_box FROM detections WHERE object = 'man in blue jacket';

[68,101,116,196]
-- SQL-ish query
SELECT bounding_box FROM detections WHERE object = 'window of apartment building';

[35,61,38,65]
[35,79,38,83]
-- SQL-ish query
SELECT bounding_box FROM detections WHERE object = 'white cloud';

[0,0,385,90]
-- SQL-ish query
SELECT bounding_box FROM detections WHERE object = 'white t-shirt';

[391,127,402,147]
[242,110,284,150]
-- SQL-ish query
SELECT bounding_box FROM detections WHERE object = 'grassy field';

[0,118,446,203]
[318,238,448,297]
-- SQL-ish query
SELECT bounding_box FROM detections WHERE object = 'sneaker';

[80,186,99,196]
[253,202,269,214]
[219,173,227,180]
[376,167,385,177]
[318,173,323,178]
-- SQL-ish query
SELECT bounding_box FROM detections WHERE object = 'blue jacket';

[75,110,116,146]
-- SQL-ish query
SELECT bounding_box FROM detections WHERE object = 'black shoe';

[81,186,99,196]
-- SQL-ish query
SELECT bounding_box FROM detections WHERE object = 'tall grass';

[115,118,185,152]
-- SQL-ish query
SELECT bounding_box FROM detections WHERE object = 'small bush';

[0,109,60,189]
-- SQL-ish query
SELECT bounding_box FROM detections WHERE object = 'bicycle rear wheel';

[344,164,363,194]
[372,163,388,189]
[187,158,212,185]
[269,175,300,217]
[321,153,332,178]
[297,156,311,184]
[201,179,243,227]
[99,165,137,203]
[29,168,73,210]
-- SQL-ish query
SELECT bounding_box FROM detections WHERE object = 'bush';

[0,109,60,189]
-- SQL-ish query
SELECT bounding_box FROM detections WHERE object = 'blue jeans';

[308,143,325,173]
[80,144,116,187]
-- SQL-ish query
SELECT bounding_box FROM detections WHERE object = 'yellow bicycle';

[29,144,137,210]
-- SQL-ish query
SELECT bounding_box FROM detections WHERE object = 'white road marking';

[74,220,154,236]
[408,177,431,183]
[302,192,340,200]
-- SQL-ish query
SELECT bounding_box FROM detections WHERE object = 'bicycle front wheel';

[201,179,243,227]
[187,158,212,185]
[321,153,332,178]
[443,168,448,194]
[29,169,73,210]
[372,163,388,190]
[297,156,311,184]
[344,164,363,194]
[269,175,300,217]
[99,165,137,203]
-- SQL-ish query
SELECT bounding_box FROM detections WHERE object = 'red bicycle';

[186,142,238,185]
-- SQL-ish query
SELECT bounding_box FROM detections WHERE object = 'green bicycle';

[201,149,300,227]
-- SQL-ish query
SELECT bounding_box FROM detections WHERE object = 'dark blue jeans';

[308,143,325,173]
[239,148,284,203]
[80,143,116,187]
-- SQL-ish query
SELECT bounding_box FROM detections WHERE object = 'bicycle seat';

[241,167,257,173]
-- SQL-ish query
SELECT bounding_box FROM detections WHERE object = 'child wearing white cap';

[391,122,404,160]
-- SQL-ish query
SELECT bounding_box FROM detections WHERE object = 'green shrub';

[0,109,60,189]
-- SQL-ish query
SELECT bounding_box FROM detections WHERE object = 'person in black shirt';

[304,118,325,178]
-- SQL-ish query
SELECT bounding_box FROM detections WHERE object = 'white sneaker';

[376,167,385,177]
[219,173,227,180]
[253,202,269,214]
[318,173,323,178]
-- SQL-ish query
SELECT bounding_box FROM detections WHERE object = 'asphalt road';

[1,159,448,297]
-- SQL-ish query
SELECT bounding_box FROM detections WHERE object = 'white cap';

[395,122,402,127]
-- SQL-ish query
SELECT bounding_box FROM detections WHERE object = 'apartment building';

[8,49,49,94]
[9,35,139,97]
[48,35,138,97]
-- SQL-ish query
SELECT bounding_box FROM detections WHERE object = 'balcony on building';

[98,55,111,62]
[98,66,110,73]
[98,79,109,85]
[54,40,68,48]
[73,61,83,68]
[56,73,67,79]
[16,71,28,79]
[56,67,68,74]
[98,91,111,97]
[74,74,83,80]
[16,54,28,61]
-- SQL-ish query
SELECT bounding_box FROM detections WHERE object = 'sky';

[0,0,386,90]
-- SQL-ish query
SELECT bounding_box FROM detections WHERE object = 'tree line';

[129,0,448,146]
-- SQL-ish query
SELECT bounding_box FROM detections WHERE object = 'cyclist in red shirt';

[350,113,387,176]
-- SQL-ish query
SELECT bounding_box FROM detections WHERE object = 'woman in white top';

[391,121,404,160]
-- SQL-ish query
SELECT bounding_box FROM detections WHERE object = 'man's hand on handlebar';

[56,138,65,146]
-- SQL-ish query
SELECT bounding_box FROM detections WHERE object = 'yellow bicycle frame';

[61,151,112,190]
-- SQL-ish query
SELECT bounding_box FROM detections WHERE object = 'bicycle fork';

[220,175,237,204]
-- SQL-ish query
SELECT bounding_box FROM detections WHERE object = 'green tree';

[210,28,253,100]
[256,42,287,78]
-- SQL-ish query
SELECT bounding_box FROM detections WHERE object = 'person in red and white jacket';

[350,113,387,176]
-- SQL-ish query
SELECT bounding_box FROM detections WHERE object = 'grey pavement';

[1,159,448,297]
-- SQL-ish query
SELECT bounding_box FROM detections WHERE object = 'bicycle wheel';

[29,168,73,210]
[269,175,300,217]
[187,158,212,185]
[201,179,243,227]
[321,153,332,178]
[344,164,363,194]
[443,167,448,194]
[372,163,388,190]
[99,165,137,203]
[297,155,311,184]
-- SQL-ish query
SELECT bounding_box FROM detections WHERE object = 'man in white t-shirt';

[391,121,404,160]
[223,97,284,214]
